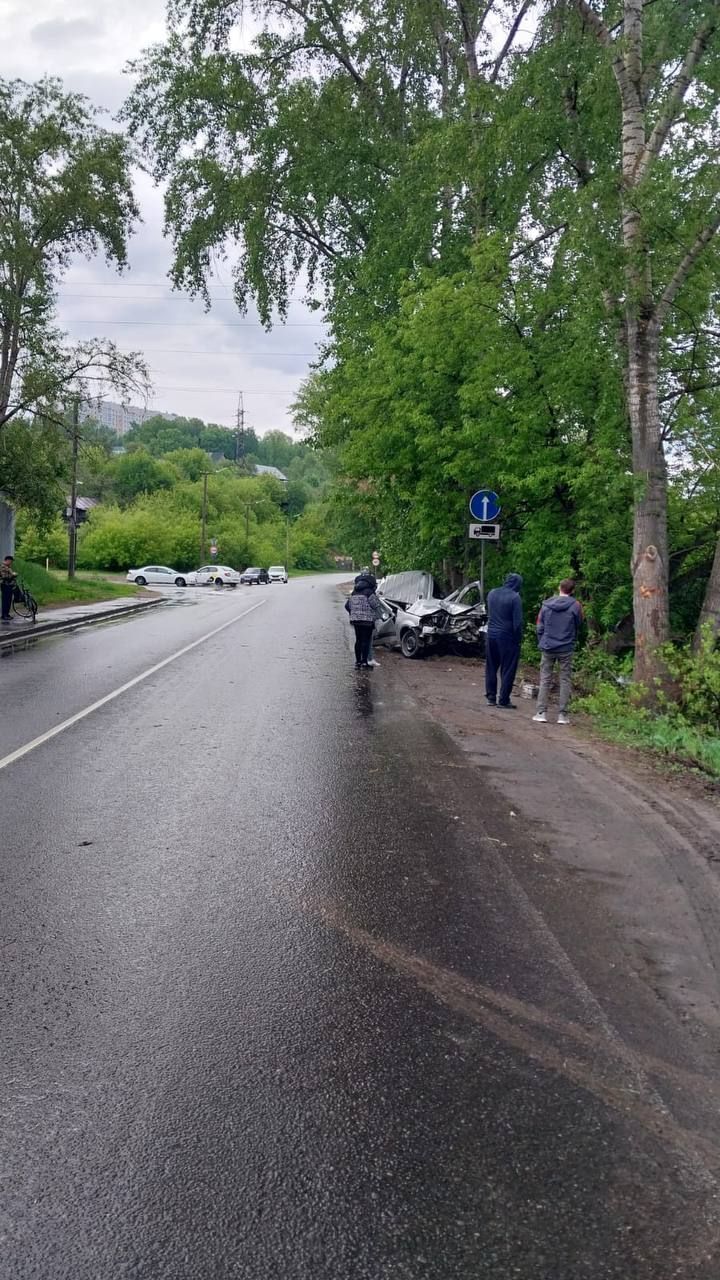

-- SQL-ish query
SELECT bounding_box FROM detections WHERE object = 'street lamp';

[200,471,210,563]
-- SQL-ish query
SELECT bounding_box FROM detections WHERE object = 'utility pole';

[235,392,245,465]
[200,470,209,563]
[67,398,80,580]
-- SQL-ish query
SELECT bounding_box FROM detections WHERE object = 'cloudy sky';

[3,0,325,433]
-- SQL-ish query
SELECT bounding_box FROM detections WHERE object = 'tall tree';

[567,0,720,681]
[0,78,146,433]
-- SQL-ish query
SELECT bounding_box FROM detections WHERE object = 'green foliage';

[15,516,68,566]
[0,416,69,519]
[661,631,720,731]
[12,557,137,607]
[577,634,720,776]
[109,450,176,507]
[124,0,720,656]
[0,77,145,432]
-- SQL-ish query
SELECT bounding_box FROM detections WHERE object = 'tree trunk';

[694,532,720,650]
[627,314,670,684]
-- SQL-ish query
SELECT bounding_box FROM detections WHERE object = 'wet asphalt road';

[0,576,717,1279]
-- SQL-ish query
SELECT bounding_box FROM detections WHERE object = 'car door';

[374,598,398,642]
[144,566,163,583]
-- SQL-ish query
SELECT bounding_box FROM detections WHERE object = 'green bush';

[661,629,720,730]
[15,517,68,566]
[578,658,720,777]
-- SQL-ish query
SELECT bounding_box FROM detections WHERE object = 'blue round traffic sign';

[469,490,501,521]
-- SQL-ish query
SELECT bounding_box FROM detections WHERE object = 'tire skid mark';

[310,897,720,1190]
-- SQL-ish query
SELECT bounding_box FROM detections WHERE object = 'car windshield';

[245,568,261,573]
[269,567,284,572]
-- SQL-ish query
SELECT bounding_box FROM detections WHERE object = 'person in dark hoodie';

[345,572,382,669]
[485,572,523,708]
[533,578,583,725]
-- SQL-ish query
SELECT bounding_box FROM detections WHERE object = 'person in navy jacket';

[533,579,584,725]
[485,573,523,708]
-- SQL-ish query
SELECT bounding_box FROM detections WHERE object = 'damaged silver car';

[374,572,487,659]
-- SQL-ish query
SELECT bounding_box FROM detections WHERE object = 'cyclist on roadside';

[1,555,17,624]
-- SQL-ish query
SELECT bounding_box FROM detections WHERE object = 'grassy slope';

[15,559,141,608]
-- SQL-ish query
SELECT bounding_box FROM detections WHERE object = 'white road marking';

[0,598,267,774]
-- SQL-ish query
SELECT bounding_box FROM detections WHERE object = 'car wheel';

[215,579,224,588]
[401,629,421,658]
[135,575,147,586]
[230,583,238,588]
[175,577,186,587]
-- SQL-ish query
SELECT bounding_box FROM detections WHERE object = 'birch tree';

[570,0,720,682]
[0,78,147,434]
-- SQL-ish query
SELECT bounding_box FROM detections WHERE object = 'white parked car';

[268,565,288,583]
[126,565,189,587]
[190,564,240,587]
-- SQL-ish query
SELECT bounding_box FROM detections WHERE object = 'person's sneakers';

[557,712,570,725]
[368,659,380,667]
[498,701,517,709]
[354,662,362,670]
[363,662,372,670]
[1,618,11,625]
[532,711,547,723]
[486,696,497,706]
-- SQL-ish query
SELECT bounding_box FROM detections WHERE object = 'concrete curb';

[0,597,164,647]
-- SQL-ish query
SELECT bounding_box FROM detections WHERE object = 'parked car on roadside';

[240,566,270,585]
[268,565,289,583]
[126,565,188,587]
[189,565,240,587]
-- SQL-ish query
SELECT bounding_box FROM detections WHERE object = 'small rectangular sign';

[469,523,500,540]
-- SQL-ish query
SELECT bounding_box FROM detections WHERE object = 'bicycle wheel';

[13,589,36,621]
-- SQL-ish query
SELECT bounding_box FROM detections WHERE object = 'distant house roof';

[253,464,288,482]
[65,496,99,512]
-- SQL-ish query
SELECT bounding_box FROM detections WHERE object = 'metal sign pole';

[480,540,485,604]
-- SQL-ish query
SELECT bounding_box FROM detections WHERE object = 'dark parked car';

[240,566,270,585]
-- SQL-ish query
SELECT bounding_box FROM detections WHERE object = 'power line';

[112,348,319,355]
[60,283,313,299]
[148,385,299,393]
[62,319,324,327]
[59,292,320,305]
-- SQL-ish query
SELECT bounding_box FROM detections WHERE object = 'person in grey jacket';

[533,579,583,724]
[354,571,381,666]
[345,579,382,669]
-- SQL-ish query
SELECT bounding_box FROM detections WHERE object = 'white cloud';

[31,16,105,48]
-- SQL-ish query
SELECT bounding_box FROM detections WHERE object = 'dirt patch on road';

[379,645,720,1062]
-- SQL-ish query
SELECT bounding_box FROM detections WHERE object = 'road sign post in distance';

[469,490,501,522]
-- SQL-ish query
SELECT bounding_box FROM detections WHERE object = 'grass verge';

[14,559,141,609]
[578,683,720,778]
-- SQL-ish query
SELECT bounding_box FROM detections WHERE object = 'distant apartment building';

[81,399,181,436]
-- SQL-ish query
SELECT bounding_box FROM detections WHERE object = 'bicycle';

[12,579,38,623]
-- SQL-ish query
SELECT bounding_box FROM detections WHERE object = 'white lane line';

[0,598,267,774]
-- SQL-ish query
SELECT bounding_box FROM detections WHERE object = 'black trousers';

[1,582,13,619]
[485,633,520,705]
[352,622,374,666]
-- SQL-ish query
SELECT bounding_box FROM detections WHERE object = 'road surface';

[0,576,717,1278]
